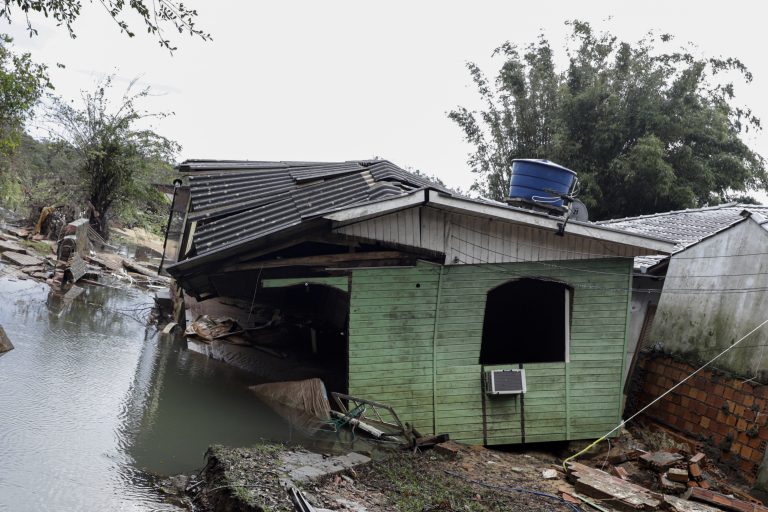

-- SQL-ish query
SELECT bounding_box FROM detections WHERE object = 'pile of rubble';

[0,219,169,292]
[561,426,768,512]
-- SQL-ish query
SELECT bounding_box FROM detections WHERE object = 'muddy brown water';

[0,274,309,511]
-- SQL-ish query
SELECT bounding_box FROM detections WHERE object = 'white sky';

[4,1,767,199]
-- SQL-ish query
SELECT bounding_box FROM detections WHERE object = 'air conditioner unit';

[485,369,526,395]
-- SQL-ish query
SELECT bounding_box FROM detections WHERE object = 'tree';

[449,21,766,220]
[0,34,49,205]
[46,76,179,239]
[1,0,209,51]
[0,34,48,154]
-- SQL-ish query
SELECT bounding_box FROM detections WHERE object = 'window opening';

[479,278,571,365]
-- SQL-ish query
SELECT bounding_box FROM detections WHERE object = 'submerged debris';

[0,324,13,353]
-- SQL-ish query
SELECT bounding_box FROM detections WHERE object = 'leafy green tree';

[449,21,766,220]
[0,34,49,206]
[0,34,48,154]
[46,76,179,239]
[1,0,209,51]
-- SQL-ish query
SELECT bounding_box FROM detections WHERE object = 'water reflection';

[0,275,294,511]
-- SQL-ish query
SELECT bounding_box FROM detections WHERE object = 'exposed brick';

[725,387,735,400]
[741,445,754,460]
[717,411,728,424]
[734,404,746,417]
[727,415,738,427]
[681,396,691,408]
[700,417,711,429]
[738,432,750,445]
[695,401,707,416]
[714,384,725,396]
[737,418,748,431]
[744,395,755,408]
[731,442,743,455]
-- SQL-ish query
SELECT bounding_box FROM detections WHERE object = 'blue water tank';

[508,159,576,208]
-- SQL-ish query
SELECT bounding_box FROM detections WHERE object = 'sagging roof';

[168,159,675,275]
[599,203,768,273]
[180,159,451,257]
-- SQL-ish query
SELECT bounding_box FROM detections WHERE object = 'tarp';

[250,378,331,421]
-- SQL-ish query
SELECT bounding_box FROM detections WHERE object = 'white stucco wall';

[649,218,768,378]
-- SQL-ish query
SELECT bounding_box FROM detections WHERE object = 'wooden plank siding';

[348,258,632,445]
[335,206,647,264]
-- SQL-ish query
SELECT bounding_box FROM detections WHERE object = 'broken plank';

[684,487,768,512]
[567,462,661,511]
[664,495,722,512]
[0,240,26,253]
[1,251,43,266]
[122,258,156,277]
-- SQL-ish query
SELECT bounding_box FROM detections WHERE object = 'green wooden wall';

[347,259,632,445]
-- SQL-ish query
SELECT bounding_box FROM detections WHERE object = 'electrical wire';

[442,469,582,512]
[449,238,768,295]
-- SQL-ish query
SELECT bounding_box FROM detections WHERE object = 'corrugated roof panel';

[598,204,768,250]
[176,158,454,258]
[289,162,364,182]
[194,198,301,255]
[292,173,372,216]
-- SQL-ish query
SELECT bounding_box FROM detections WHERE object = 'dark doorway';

[479,278,571,365]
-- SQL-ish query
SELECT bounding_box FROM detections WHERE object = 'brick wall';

[632,353,768,484]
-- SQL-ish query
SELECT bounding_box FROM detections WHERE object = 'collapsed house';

[163,159,675,446]
[601,204,768,493]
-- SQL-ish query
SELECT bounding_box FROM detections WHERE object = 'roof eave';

[426,193,676,254]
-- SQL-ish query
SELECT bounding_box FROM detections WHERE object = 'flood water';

[0,274,300,511]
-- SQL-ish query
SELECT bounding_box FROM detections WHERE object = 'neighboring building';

[165,159,673,446]
[599,203,768,380]
[601,205,768,493]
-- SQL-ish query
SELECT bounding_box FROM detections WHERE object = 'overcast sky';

[4,1,767,199]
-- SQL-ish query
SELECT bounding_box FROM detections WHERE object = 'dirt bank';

[182,442,577,512]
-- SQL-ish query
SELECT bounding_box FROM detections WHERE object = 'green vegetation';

[450,21,766,220]
[1,0,209,51]
[45,75,179,239]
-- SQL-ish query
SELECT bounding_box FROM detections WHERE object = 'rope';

[563,315,768,470]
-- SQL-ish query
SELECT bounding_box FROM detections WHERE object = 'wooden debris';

[566,462,661,510]
[1,251,43,267]
[86,255,122,272]
[433,441,462,459]
[414,433,450,449]
[660,473,687,493]
[664,495,723,512]
[689,453,706,465]
[611,466,629,480]
[161,322,179,334]
[0,239,26,253]
[0,324,13,353]
[639,451,684,472]
[63,285,83,302]
[122,258,157,277]
[668,467,690,483]
[684,487,768,512]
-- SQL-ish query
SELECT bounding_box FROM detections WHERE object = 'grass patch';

[21,240,53,256]
[359,453,507,511]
